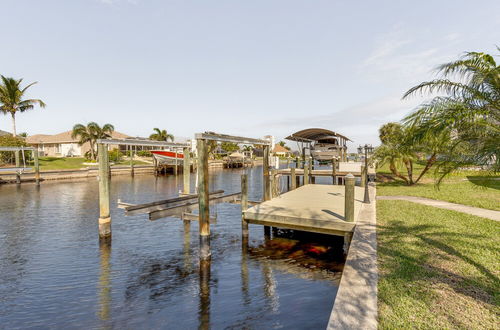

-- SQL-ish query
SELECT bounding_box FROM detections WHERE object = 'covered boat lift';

[285,128,351,162]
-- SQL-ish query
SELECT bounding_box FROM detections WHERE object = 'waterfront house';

[26,130,130,157]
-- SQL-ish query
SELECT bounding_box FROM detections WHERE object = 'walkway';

[377,196,500,222]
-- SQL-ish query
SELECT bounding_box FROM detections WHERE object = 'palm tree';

[403,50,500,173]
[0,76,46,137]
[149,128,174,142]
[71,122,114,160]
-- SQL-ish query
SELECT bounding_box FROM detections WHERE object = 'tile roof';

[272,144,289,153]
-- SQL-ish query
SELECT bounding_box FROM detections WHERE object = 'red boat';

[151,150,184,164]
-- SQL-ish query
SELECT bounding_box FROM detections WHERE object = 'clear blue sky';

[1,0,499,150]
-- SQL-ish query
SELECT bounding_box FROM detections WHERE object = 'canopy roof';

[285,128,351,143]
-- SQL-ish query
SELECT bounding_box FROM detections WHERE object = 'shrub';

[137,150,152,157]
[108,148,123,162]
[0,136,29,165]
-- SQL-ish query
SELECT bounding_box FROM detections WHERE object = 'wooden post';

[271,169,278,197]
[175,150,178,175]
[344,173,355,222]
[98,143,111,239]
[332,158,337,185]
[360,165,366,187]
[263,144,270,201]
[304,161,309,185]
[197,139,210,260]
[15,150,20,184]
[129,145,134,177]
[290,167,296,190]
[309,157,314,184]
[34,148,40,185]
[263,144,271,237]
[241,174,248,239]
[183,147,190,195]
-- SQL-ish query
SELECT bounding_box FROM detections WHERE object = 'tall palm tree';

[149,128,174,142]
[403,50,500,172]
[0,76,46,136]
[71,122,114,160]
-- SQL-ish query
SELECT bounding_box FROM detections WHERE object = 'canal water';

[0,166,345,329]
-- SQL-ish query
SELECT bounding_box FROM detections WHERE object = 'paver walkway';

[377,195,500,221]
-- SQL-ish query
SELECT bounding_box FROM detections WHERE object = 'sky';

[1,0,499,151]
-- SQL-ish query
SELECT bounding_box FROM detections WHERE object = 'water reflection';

[98,240,111,327]
[1,171,342,328]
[199,259,211,330]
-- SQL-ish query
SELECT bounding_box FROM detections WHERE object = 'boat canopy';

[285,128,351,143]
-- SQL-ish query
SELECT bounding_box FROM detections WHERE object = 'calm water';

[0,166,344,329]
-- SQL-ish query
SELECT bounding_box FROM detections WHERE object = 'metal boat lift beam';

[97,138,190,148]
[195,132,270,145]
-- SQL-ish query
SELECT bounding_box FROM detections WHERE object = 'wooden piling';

[183,147,190,195]
[241,174,248,239]
[175,151,178,175]
[309,157,315,184]
[332,158,337,185]
[344,173,355,222]
[33,148,40,185]
[304,162,309,185]
[129,145,134,177]
[263,144,270,201]
[263,144,271,237]
[290,167,296,190]
[15,150,20,184]
[98,143,111,239]
[197,139,210,260]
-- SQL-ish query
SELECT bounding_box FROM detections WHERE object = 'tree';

[221,142,239,153]
[71,122,114,160]
[149,128,174,142]
[374,122,452,185]
[403,50,500,174]
[0,76,46,137]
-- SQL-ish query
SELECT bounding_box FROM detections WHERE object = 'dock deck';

[243,184,365,236]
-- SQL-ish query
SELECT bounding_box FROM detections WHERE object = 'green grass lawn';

[376,163,500,210]
[37,157,148,171]
[377,200,500,329]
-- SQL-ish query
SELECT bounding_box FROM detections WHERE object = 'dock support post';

[309,157,314,184]
[332,158,337,185]
[241,174,248,241]
[129,145,134,177]
[183,147,190,195]
[263,144,271,237]
[360,165,366,187]
[15,150,20,184]
[290,167,296,190]
[34,149,40,185]
[98,143,111,240]
[175,151,178,175]
[304,162,309,185]
[344,173,355,222]
[197,139,210,261]
[343,173,355,254]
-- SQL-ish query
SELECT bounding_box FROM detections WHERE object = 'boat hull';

[151,151,184,165]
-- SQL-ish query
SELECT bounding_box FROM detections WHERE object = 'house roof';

[0,129,11,136]
[285,128,351,143]
[26,130,130,144]
[272,144,289,153]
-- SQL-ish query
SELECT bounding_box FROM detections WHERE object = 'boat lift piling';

[96,138,191,240]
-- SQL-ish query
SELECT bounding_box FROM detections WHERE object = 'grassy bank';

[377,200,500,329]
[38,157,149,170]
[376,163,500,210]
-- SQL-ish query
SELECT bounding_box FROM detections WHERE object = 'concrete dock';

[243,184,365,237]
